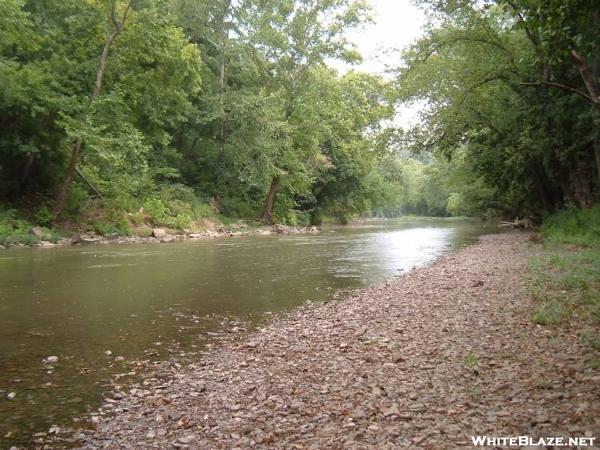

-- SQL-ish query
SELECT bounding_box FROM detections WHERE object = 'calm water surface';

[0,218,490,446]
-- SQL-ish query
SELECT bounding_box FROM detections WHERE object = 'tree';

[244,0,370,223]
[397,1,599,216]
[53,0,133,217]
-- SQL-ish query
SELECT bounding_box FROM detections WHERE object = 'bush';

[141,187,216,230]
[63,184,89,218]
[34,205,54,227]
[142,198,193,230]
[0,209,39,246]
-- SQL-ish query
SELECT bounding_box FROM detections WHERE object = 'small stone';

[7,392,16,400]
[383,404,401,417]
[392,353,405,363]
[363,352,376,363]
[105,350,113,356]
[177,435,196,444]
[44,356,59,364]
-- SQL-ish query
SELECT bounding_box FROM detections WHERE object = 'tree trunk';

[571,46,600,179]
[219,50,225,156]
[530,163,556,213]
[213,0,231,204]
[260,177,279,224]
[53,139,82,215]
[214,49,226,206]
[570,161,595,209]
[53,1,131,218]
[17,153,35,196]
[595,142,600,181]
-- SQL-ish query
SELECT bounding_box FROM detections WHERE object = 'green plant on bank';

[529,207,600,360]
[34,205,54,227]
[529,250,600,323]
[0,209,38,246]
[89,218,131,237]
[0,209,62,246]
[541,206,600,247]
[463,351,478,368]
[143,198,200,231]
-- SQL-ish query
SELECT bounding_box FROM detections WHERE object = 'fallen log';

[498,217,534,229]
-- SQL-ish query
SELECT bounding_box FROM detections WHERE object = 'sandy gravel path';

[80,232,600,449]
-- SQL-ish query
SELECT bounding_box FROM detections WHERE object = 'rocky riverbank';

[1,224,319,250]
[53,233,600,449]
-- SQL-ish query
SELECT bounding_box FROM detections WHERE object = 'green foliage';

[0,209,38,246]
[0,0,404,230]
[463,351,478,368]
[89,217,131,237]
[532,302,569,325]
[34,205,54,227]
[528,223,600,356]
[542,206,600,246]
[529,249,600,321]
[141,186,215,230]
[100,207,132,236]
[397,1,600,218]
[0,208,61,245]
[5,0,548,233]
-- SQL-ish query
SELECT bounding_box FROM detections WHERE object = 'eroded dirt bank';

[78,233,600,449]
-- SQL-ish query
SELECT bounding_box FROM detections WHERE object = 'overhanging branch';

[520,80,594,103]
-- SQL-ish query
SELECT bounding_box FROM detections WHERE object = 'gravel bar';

[79,232,600,449]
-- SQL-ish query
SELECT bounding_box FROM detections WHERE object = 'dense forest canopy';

[398,0,600,218]
[0,0,598,236]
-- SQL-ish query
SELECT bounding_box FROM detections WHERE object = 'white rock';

[152,228,167,238]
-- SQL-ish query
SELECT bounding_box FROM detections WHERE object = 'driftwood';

[498,217,534,229]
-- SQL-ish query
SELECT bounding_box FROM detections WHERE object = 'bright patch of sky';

[329,0,429,128]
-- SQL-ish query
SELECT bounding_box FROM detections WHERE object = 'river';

[0,218,490,446]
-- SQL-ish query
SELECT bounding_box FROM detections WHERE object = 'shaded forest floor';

[73,232,599,449]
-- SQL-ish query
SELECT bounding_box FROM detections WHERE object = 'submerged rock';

[43,356,59,364]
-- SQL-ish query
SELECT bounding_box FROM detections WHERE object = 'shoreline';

[0,223,320,251]
[46,232,599,449]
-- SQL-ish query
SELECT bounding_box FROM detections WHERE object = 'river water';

[0,218,490,446]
